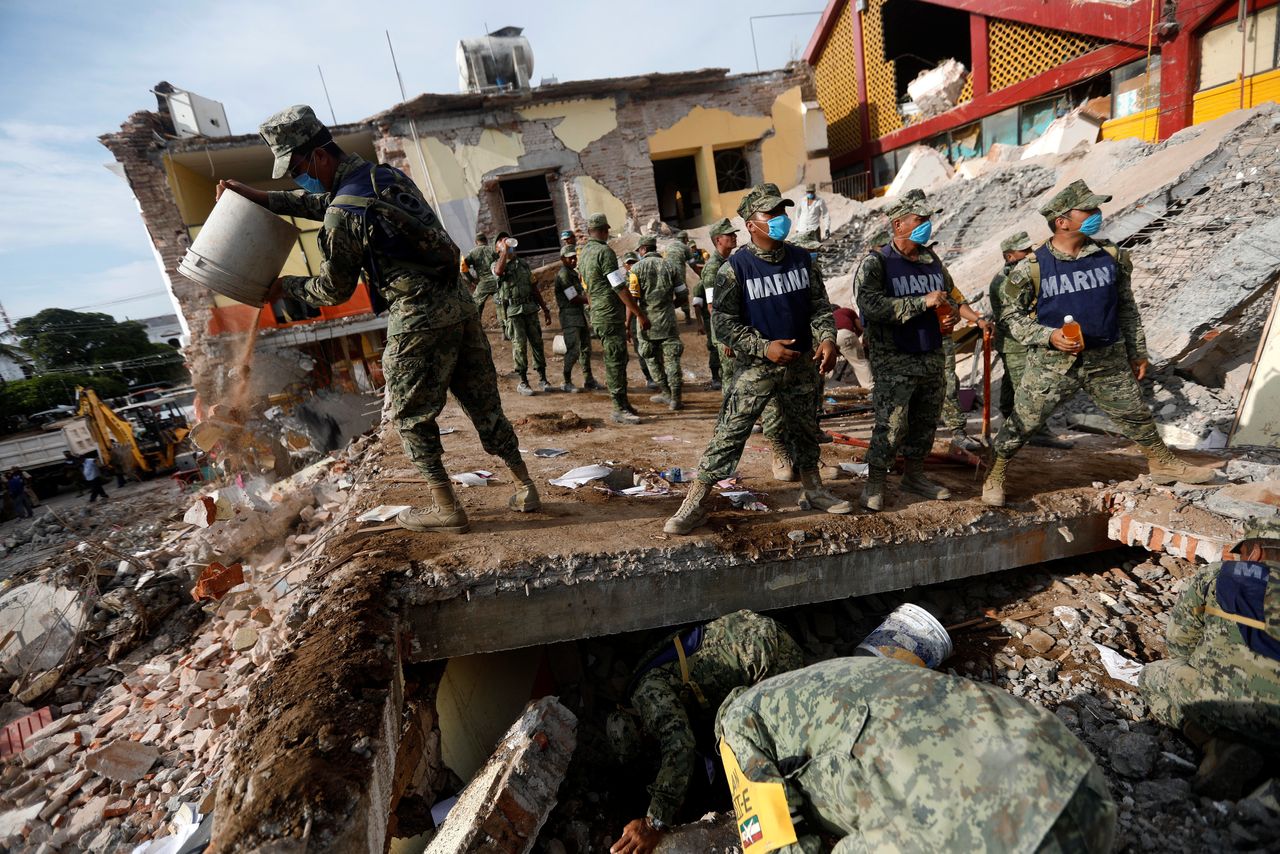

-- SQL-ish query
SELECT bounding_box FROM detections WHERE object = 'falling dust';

[190,314,277,472]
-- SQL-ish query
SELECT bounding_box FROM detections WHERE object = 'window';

[498,173,560,255]
[1199,7,1279,90]
[1112,57,1162,118]
[981,107,1019,151]
[1019,95,1068,144]
[713,148,751,192]
[872,150,899,188]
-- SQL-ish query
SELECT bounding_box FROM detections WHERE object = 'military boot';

[770,441,798,483]
[649,385,673,405]
[901,458,951,500]
[949,429,983,453]
[981,456,1011,507]
[663,480,710,535]
[611,409,641,425]
[1143,442,1218,485]
[1193,737,1264,801]
[798,469,853,514]
[508,461,542,512]
[861,466,888,511]
[397,483,469,534]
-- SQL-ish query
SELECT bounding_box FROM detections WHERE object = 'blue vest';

[1215,561,1280,662]
[878,244,945,354]
[1034,244,1121,349]
[728,245,815,352]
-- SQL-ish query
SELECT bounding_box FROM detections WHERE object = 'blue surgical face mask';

[806,192,815,200]
[294,172,325,194]
[1079,211,1103,236]
[765,214,791,241]
[908,219,933,244]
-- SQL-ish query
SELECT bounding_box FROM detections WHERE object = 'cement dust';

[191,315,276,472]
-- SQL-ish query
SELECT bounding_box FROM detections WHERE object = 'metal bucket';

[855,603,952,669]
[178,190,300,307]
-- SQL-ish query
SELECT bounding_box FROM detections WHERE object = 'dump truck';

[0,418,99,497]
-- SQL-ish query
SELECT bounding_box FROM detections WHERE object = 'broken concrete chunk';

[1024,629,1057,655]
[0,582,90,678]
[230,628,259,652]
[191,562,244,602]
[84,739,159,782]
[907,58,967,118]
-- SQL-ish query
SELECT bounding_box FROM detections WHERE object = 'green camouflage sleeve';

[853,253,926,325]
[711,265,770,358]
[1166,564,1212,660]
[1114,246,1149,362]
[987,272,1006,319]
[265,189,329,223]
[280,217,364,306]
[809,263,836,345]
[633,677,696,825]
[693,261,714,301]
[997,259,1054,349]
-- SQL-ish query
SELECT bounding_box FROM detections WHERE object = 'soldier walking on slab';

[664,183,850,536]
[579,213,650,424]
[607,610,803,854]
[631,234,685,411]
[854,189,989,512]
[715,657,1116,854]
[982,180,1216,506]
[221,105,540,534]
[493,231,553,395]
[462,231,506,339]
[555,246,599,393]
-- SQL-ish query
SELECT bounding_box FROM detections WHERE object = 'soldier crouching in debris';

[663,183,849,535]
[216,105,539,534]
[1139,520,1280,800]
[716,656,1117,853]
[607,609,803,854]
[981,179,1216,506]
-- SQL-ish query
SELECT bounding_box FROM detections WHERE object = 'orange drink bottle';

[1062,314,1083,346]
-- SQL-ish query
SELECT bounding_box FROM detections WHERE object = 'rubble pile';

[0,439,371,852]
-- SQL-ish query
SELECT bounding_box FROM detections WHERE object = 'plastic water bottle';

[1062,314,1083,346]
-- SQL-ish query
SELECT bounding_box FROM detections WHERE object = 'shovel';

[981,326,993,447]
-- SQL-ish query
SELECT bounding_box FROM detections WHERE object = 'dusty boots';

[1143,442,1217,485]
[663,480,710,535]
[982,456,1011,507]
[397,483,470,533]
[901,458,951,500]
[508,461,542,512]
[861,466,888,511]
[798,469,853,514]
[770,441,798,482]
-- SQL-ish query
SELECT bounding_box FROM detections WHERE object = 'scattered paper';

[533,448,569,458]
[839,462,869,476]
[550,464,612,489]
[651,435,691,444]
[1093,643,1144,687]
[439,427,458,436]
[720,490,769,511]
[451,470,495,487]
[356,505,411,523]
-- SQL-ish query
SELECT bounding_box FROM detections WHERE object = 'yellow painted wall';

[517,98,617,151]
[436,648,544,782]
[1193,66,1280,125]
[761,87,808,193]
[416,129,525,202]
[1101,108,1159,143]
[418,136,474,203]
[164,158,219,226]
[574,175,629,229]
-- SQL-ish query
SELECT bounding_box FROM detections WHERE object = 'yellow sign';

[719,738,797,852]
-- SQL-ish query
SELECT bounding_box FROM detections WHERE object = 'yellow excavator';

[76,387,191,473]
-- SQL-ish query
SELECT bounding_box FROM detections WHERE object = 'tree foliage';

[0,373,129,434]
[13,309,186,385]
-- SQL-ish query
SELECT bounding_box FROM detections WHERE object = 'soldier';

[664,230,694,323]
[663,184,850,535]
[579,213,650,425]
[982,180,1216,506]
[793,183,830,244]
[555,246,600,393]
[462,231,505,339]
[1139,521,1280,800]
[222,105,539,534]
[855,189,990,511]
[832,305,874,389]
[940,332,981,452]
[560,229,576,249]
[631,234,685,410]
[691,218,735,391]
[607,610,802,854]
[618,251,657,392]
[989,232,1072,449]
[493,232,553,395]
[716,656,1116,854]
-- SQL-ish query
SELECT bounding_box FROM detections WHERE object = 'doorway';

[651,155,702,227]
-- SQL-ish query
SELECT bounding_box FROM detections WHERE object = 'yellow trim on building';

[1101,108,1159,143]
[1193,66,1280,124]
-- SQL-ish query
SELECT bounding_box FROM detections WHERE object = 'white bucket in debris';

[855,603,952,669]
[178,190,299,307]
[606,268,627,288]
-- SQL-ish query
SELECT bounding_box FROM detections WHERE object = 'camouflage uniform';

[1140,560,1280,746]
[554,251,595,387]
[989,263,1022,419]
[578,215,633,413]
[495,255,547,382]
[664,234,693,320]
[716,657,1116,854]
[692,224,728,386]
[939,333,970,433]
[621,610,802,826]
[854,195,964,471]
[464,240,504,334]
[260,106,520,483]
[631,241,684,402]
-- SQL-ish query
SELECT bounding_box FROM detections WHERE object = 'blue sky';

[0,1,821,324]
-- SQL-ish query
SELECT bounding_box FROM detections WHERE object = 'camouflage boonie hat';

[259,105,330,179]
[709,218,738,238]
[737,182,795,219]
[587,213,610,229]
[638,233,658,248]
[621,251,640,264]
[883,188,939,222]
[1039,179,1112,219]
[606,711,641,764]
[560,246,577,259]
[1000,231,1033,253]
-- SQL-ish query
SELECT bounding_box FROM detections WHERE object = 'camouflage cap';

[883,188,939,222]
[805,183,816,192]
[638,233,658,248]
[674,229,688,240]
[1039,179,1112,219]
[1000,231,1033,253]
[475,231,488,241]
[259,105,330,179]
[620,251,640,264]
[587,213,610,230]
[1242,517,1280,543]
[709,217,738,238]
[737,182,795,219]
[560,246,577,259]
